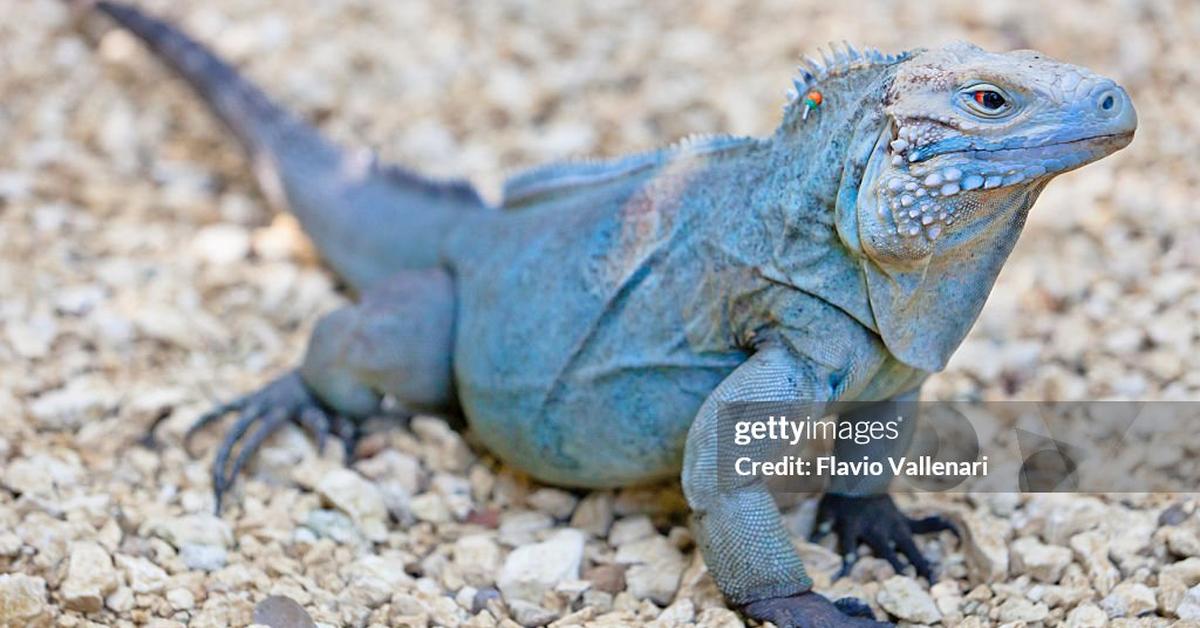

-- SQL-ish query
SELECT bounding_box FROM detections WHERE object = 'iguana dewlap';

[78,3,1135,625]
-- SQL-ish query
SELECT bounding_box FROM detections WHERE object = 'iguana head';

[850,42,1136,265]
[779,42,1136,371]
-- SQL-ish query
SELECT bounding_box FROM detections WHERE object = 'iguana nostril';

[1096,88,1123,117]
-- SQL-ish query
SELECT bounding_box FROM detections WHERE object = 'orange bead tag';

[802,90,822,120]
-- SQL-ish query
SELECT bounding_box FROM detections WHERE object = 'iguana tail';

[86,1,486,291]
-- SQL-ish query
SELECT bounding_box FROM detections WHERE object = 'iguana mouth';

[982,131,1133,154]
[924,131,1134,161]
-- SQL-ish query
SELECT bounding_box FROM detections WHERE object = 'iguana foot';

[742,592,890,627]
[185,370,354,513]
[811,494,955,581]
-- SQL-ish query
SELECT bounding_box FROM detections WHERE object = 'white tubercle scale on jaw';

[879,122,1063,243]
[880,169,965,242]
[878,162,981,242]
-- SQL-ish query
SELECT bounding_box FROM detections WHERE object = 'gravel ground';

[2,0,1199,626]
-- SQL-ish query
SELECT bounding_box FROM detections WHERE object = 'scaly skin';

[77,3,1136,625]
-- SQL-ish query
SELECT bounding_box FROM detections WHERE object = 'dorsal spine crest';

[783,42,913,110]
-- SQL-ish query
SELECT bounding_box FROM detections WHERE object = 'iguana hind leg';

[188,268,457,512]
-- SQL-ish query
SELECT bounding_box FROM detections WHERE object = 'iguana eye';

[960,83,1013,118]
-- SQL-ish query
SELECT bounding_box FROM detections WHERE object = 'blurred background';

[1,0,1198,625]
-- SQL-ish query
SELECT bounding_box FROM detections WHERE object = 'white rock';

[1065,602,1108,627]
[615,535,686,605]
[105,586,135,613]
[192,223,251,264]
[377,480,415,524]
[694,607,743,628]
[570,492,614,537]
[355,449,422,494]
[115,554,168,593]
[1011,536,1073,583]
[983,493,1021,517]
[609,515,657,546]
[497,529,586,605]
[141,513,233,549]
[582,590,614,615]
[498,510,554,546]
[507,599,559,627]
[959,511,1010,582]
[166,587,195,610]
[2,453,83,497]
[0,574,48,625]
[410,492,453,524]
[345,552,414,591]
[653,598,696,626]
[1163,557,1200,586]
[305,509,365,545]
[27,377,116,431]
[876,576,941,624]
[1099,582,1156,618]
[411,416,473,472]
[180,543,228,571]
[527,488,577,520]
[4,313,57,359]
[432,473,474,520]
[930,580,963,618]
[60,541,119,613]
[454,534,502,587]
[1070,530,1120,595]
[1176,584,1200,620]
[317,468,389,541]
[1166,527,1200,557]
[1035,583,1093,609]
[794,541,842,578]
[1025,495,1108,546]
[996,597,1049,623]
[0,532,22,557]
[54,283,106,316]
[1158,574,1187,616]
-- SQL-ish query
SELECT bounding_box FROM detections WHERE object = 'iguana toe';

[742,591,891,627]
[812,493,953,582]
[186,371,347,514]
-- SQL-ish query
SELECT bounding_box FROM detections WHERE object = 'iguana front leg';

[682,344,887,627]
[185,268,457,512]
[812,393,956,581]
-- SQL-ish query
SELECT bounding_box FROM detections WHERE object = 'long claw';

[224,407,292,497]
[834,597,876,619]
[816,494,946,584]
[870,538,908,576]
[332,414,361,465]
[189,371,362,515]
[835,549,859,580]
[809,517,833,543]
[211,404,265,513]
[297,406,332,454]
[908,514,958,537]
[185,395,248,450]
[139,408,173,449]
[895,533,935,582]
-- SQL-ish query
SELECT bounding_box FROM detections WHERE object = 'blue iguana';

[76,2,1136,625]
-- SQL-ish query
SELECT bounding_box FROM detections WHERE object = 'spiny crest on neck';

[780,42,914,131]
